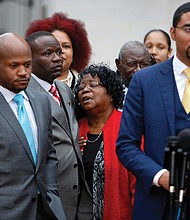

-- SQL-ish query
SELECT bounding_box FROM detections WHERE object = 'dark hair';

[173,2,190,28]
[25,12,92,72]
[25,31,55,47]
[143,29,171,51]
[74,63,125,110]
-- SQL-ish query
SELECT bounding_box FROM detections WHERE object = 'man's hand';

[158,170,170,190]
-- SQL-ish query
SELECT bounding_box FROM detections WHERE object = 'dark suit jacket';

[28,77,92,220]
[0,88,66,220]
[117,58,177,220]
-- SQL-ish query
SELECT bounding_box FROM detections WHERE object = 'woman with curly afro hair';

[74,63,135,220]
[25,12,92,90]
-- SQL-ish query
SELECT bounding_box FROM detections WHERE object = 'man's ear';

[170,27,176,42]
[115,58,121,70]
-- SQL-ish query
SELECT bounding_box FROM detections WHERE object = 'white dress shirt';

[173,54,188,101]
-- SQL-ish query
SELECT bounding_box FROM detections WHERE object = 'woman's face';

[52,30,73,73]
[77,74,113,114]
[144,31,172,63]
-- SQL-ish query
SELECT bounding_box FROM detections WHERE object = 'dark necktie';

[13,94,37,164]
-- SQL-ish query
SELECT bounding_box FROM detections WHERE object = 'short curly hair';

[74,63,125,110]
[25,12,92,73]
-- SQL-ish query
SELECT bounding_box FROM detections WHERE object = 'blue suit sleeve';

[116,72,163,193]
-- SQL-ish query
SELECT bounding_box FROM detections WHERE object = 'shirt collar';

[173,54,189,76]
[0,85,28,103]
[32,73,52,91]
[61,70,73,86]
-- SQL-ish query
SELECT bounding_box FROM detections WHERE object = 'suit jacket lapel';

[55,80,77,139]
[0,92,35,165]
[29,77,72,139]
[157,58,176,135]
[26,88,44,170]
[51,96,72,138]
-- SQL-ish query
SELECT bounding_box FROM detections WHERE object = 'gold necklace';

[87,131,103,143]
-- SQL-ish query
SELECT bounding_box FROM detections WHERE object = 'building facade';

[0,0,187,69]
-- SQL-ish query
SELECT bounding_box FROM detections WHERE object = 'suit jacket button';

[74,163,78,168]
[73,185,77,190]
[32,197,37,202]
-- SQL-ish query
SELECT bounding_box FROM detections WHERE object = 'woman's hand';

[79,136,87,154]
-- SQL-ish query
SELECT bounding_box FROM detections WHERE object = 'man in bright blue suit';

[116,2,190,220]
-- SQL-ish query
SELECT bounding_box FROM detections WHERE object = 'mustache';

[15,77,30,81]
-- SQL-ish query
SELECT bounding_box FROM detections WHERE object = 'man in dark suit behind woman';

[0,32,66,219]
[117,2,190,220]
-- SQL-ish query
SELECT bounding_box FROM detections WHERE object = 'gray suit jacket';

[28,77,92,220]
[0,88,66,220]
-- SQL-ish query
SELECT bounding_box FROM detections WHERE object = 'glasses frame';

[175,25,190,33]
[78,81,104,92]
[120,59,150,69]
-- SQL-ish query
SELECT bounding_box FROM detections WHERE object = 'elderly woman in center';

[74,63,135,220]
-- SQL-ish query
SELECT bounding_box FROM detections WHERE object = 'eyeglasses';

[78,81,103,91]
[175,25,190,33]
[121,59,150,69]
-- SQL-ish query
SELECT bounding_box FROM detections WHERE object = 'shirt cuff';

[153,169,168,187]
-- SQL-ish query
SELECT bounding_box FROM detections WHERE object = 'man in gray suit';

[26,31,92,220]
[0,32,66,220]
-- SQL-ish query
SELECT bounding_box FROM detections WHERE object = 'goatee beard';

[186,47,190,59]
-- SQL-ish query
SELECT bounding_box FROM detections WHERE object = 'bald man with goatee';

[0,33,66,220]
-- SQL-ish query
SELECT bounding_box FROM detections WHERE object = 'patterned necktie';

[13,94,37,164]
[182,68,190,114]
[49,85,60,105]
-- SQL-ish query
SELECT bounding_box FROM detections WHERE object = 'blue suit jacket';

[116,57,177,220]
